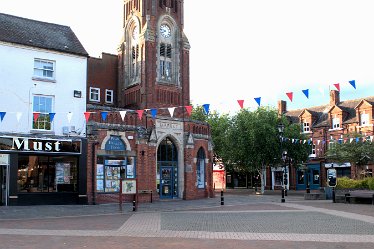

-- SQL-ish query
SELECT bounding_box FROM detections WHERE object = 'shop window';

[96,157,135,193]
[17,155,78,193]
[297,171,305,184]
[312,170,319,184]
[196,148,205,189]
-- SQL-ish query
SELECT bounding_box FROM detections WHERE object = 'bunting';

[33,112,39,121]
[254,97,261,107]
[101,112,108,121]
[119,111,127,121]
[202,104,210,115]
[0,112,6,122]
[348,80,356,89]
[302,89,309,99]
[136,110,144,120]
[49,113,56,122]
[333,83,340,91]
[168,107,175,117]
[67,112,73,123]
[84,112,91,122]
[185,106,193,116]
[286,92,293,102]
[237,100,244,109]
[150,109,157,119]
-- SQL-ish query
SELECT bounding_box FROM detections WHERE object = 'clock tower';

[118,0,190,112]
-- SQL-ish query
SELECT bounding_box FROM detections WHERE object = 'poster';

[127,164,134,178]
[56,163,71,184]
[122,180,136,194]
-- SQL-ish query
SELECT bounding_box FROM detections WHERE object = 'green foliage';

[325,133,374,167]
[336,176,374,190]
[190,105,208,122]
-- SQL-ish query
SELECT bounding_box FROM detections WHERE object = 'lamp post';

[278,123,285,203]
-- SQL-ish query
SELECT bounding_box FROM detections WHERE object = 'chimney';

[330,90,340,106]
[278,100,287,116]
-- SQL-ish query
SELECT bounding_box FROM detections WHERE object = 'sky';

[1,0,374,115]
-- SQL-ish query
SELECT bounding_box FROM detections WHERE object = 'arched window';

[157,18,179,85]
[197,148,205,189]
[129,25,140,84]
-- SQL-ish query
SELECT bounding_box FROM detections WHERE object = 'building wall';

[0,43,87,136]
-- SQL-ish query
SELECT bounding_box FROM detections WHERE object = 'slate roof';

[0,13,88,57]
[284,96,374,128]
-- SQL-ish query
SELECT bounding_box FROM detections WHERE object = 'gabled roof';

[0,13,88,57]
[284,96,374,127]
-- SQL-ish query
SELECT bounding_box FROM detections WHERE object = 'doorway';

[296,164,320,190]
[0,165,9,206]
[160,166,175,198]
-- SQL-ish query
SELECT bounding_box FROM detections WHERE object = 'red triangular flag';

[237,100,244,109]
[286,92,293,102]
[333,83,340,91]
[185,106,193,116]
[136,110,144,120]
[33,112,40,121]
[84,112,91,122]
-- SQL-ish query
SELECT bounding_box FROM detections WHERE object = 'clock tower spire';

[118,0,190,112]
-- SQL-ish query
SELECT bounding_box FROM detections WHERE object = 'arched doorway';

[157,137,178,198]
[196,148,206,189]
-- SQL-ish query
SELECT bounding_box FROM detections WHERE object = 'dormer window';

[332,117,340,129]
[303,122,310,132]
[360,113,369,126]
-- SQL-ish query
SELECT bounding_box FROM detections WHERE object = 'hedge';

[336,177,374,190]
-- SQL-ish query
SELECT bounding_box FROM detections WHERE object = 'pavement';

[0,189,373,249]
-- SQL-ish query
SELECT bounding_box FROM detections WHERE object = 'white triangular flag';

[16,112,22,122]
[67,112,73,123]
[317,140,320,145]
[370,136,373,143]
[292,139,294,143]
[303,140,306,144]
[119,111,127,121]
[350,138,354,143]
[168,107,176,117]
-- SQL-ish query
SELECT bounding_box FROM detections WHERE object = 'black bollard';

[281,188,285,203]
[332,187,336,203]
[133,200,136,211]
[221,190,224,205]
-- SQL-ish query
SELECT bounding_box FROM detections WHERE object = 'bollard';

[332,187,336,203]
[133,200,136,211]
[221,190,224,205]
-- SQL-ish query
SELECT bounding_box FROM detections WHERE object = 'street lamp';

[277,123,286,203]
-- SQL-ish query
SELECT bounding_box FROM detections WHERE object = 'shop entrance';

[296,164,320,190]
[0,165,9,206]
[160,167,175,198]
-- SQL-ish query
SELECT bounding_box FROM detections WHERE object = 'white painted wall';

[0,42,87,136]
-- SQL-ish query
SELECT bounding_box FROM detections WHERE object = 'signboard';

[122,179,136,194]
[327,168,337,187]
[104,136,126,151]
[0,137,81,153]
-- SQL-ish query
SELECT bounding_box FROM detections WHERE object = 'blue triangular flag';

[254,97,261,106]
[348,80,356,89]
[101,112,108,121]
[49,113,56,122]
[202,104,210,115]
[302,89,309,99]
[0,112,5,122]
[150,109,157,119]
[356,137,360,143]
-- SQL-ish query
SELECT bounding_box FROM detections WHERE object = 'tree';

[325,134,374,178]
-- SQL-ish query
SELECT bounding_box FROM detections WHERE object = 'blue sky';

[1,0,373,114]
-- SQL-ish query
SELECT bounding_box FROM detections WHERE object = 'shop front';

[0,136,87,205]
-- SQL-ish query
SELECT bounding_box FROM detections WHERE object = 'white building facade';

[0,13,89,205]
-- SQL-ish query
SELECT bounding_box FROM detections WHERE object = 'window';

[17,155,78,193]
[130,44,139,80]
[303,122,310,132]
[311,144,316,156]
[33,95,53,130]
[196,148,205,189]
[332,117,340,129]
[96,157,136,193]
[105,89,113,104]
[360,113,369,126]
[89,87,100,102]
[159,42,172,81]
[34,59,55,79]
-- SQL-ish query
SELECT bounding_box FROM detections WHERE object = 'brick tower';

[118,0,190,111]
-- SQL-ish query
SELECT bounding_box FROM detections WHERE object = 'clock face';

[160,24,171,38]
[132,27,139,40]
